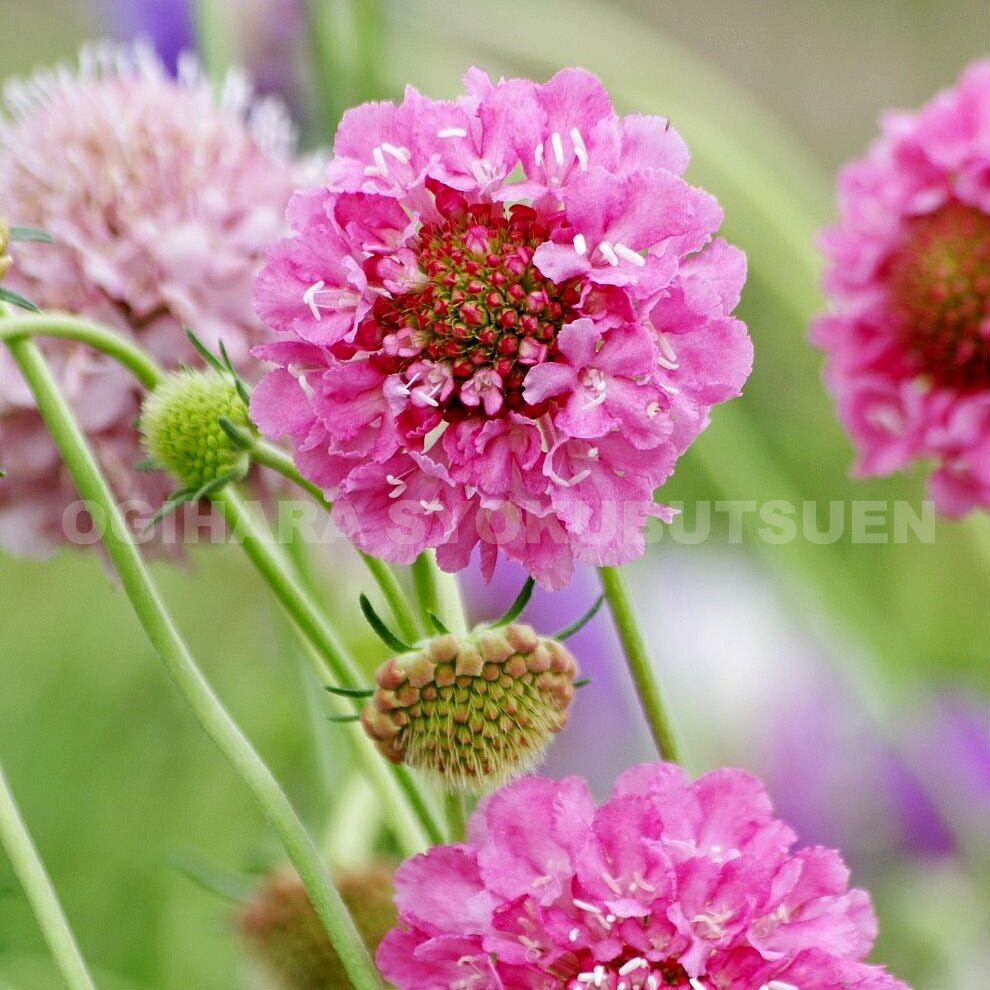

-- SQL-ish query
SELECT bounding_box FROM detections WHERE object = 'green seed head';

[238,864,397,990]
[140,368,251,489]
[361,623,579,793]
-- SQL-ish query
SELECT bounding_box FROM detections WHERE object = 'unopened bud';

[361,623,579,793]
[238,864,396,990]
[140,368,251,490]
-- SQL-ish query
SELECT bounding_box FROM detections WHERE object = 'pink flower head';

[378,763,910,990]
[0,42,302,555]
[812,60,990,516]
[252,67,751,588]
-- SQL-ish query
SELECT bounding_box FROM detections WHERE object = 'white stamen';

[381,142,410,162]
[598,241,620,266]
[765,983,799,990]
[568,469,591,486]
[551,130,565,166]
[303,280,325,320]
[618,958,647,976]
[419,498,444,513]
[646,401,661,418]
[534,142,544,167]
[437,127,467,138]
[568,927,580,942]
[570,126,588,169]
[470,159,494,186]
[386,475,406,498]
[689,980,708,990]
[657,332,678,365]
[371,145,388,176]
[572,898,601,914]
[646,977,660,990]
[573,233,588,256]
[615,243,646,267]
[600,871,622,895]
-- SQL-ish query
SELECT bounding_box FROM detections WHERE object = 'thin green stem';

[6,337,384,989]
[443,791,467,843]
[598,566,686,765]
[352,0,385,103]
[0,759,97,990]
[411,551,468,637]
[0,313,163,388]
[190,0,237,79]
[214,487,447,846]
[214,487,362,689]
[251,440,421,643]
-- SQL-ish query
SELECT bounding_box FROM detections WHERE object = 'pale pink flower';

[252,67,751,589]
[0,42,301,555]
[378,763,910,990]
[812,60,990,515]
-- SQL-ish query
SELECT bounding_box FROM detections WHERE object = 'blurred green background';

[1,1,988,988]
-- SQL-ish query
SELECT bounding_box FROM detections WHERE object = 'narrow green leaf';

[359,593,413,653]
[554,595,604,641]
[8,225,54,243]
[0,286,40,312]
[184,327,224,371]
[323,684,374,699]
[492,576,535,627]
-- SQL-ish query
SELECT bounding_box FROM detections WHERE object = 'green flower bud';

[238,865,397,990]
[361,622,579,793]
[0,214,11,282]
[140,368,252,490]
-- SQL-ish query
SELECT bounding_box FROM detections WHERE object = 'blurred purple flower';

[91,0,195,73]
[90,0,305,108]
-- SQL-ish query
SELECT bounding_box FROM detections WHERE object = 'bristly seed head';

[887,201,990,391]
[361,622,579,793]
[140,368,252,489]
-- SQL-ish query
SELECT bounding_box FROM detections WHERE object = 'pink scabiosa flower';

[0,42,301,555]
[252,67,752,589]
[378,762,910,990]
[812,61,990,516]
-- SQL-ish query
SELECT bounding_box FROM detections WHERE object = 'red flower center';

[887,201,990,390]
[373,189,580,419]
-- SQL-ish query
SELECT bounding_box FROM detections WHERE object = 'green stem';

[213,488,447,846]
[411,551,468,637]
[0,313,163,388]
[190,0,237,79]
[443,791,467,843]
[598,566,686,765]
[214,487,363,689]
[251,440,421,644]
[6,337,384,990]
[0,759,97,990]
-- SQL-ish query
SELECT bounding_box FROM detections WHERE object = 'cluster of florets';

[0,42,301,554]
[251,66,752,588]
[813,60,990,515]
[378,762,910,990]
[361,622,578,793]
